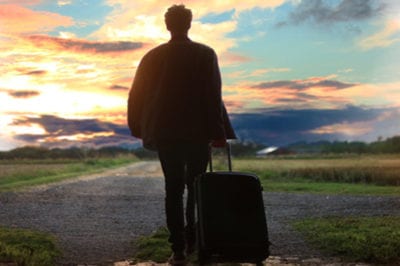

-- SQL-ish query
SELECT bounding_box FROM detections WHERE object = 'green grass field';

[1,154,399,264]
[2,154,399,194]
[133,216,400,264]
[213,154,400,195]
[0,156,137,192]
[131,154,400,264]
[0,156,137,264]
[293,216,400,264]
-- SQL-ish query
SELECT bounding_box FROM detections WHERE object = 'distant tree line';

[1,136,399,160]
[0,140,266,160]
[288,136,400,154]
[0,146,136,160]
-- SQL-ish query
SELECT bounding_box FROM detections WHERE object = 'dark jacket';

[127,36,236,150]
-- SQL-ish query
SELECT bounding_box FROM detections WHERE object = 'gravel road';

[0,161,399,265]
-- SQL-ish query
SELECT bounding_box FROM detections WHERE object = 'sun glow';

[9,122,47,136]
[50,132,115,142]
[1,0,400,150]
[310,122,373,136]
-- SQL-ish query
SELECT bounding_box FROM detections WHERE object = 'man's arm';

[127,59,146,137]
[205,50,226,145]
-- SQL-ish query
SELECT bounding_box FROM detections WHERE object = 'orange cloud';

[222,77,365,112]
[359,19,400,49]
[309,121,373,136]
[225,68,291,80]
[8,90,40,98]
[105,0,285,17]
[252,78,357,91]
[0,26,146,108]
[27,35,144,54]
[92,0,285,64]
[337,82,400,107]
[0,0,41,4]
[220,51,252,65]
[0,4,73,34]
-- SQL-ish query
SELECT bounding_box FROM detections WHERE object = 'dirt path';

[0,161,399,265]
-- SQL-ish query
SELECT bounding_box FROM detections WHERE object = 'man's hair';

[164,4,192,33]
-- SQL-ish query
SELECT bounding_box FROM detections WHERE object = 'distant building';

[256,146,295,157]
[256,146,278,156]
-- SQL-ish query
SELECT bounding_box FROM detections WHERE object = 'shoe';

[168,252,186,265]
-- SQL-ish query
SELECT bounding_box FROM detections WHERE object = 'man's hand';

[211,139,227,148]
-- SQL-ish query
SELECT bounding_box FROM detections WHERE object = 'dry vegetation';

[229,155,400,186]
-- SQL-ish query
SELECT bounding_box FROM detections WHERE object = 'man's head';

[164,5,192,34]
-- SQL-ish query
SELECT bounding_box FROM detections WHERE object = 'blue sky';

[1,0,400,149]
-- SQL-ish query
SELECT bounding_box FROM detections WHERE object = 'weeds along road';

[0,161,399,265]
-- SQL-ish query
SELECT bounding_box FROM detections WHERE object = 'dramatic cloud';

[359,19,400,49]
[253,78,357,91]
[223,77,363,113]
[105,0,285,18]
[279,0,384,27]
[27,35,144,54]
[57,0,71,6]
[230,105,391,145]
[23,70,47,76]
[0,88,41,98]
[276,92,318,103]
[93,0,285,62]
[109,85,129,91]
[11,106,396,149]
[11,115,135,148]
[12,115,125,135]
[0,4,73,33]
[0,0,41,4]
[8,90,40,98]
[220,51,253,65]
[226,68,291,81]
[1,1,399,150]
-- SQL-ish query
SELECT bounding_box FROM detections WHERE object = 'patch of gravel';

[0,161,399,265]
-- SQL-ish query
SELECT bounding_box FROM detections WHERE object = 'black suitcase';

[195,144,270,265]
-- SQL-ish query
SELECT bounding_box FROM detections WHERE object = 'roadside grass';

[212,155,400,195]
[0,156,137,265]
[133,227,198,264]
[0,226,61,266]
[293,216,400,264]
[133,217,400,265]
[0,156,137,192]
[263,179,400,195]
[133,227,171,263]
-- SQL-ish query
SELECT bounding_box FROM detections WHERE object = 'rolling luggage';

[195,144,270,265]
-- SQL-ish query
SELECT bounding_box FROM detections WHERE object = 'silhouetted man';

[128,4,235,265]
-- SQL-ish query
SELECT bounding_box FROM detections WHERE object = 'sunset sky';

[1,0,400,150]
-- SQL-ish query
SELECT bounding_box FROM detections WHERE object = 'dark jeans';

[158,141,209,253]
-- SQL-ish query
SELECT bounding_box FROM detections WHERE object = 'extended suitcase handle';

[208,142,232,172]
